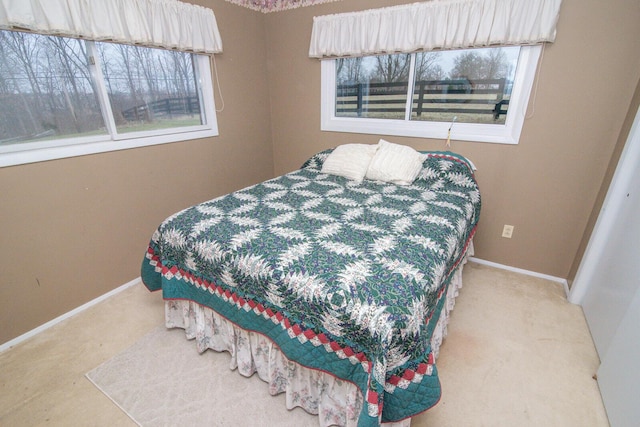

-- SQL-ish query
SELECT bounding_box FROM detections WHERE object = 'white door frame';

[569,104,640,306]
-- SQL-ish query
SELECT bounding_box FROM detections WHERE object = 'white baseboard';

[469,257,570,298]
[0,277,141,354]
[0,258,571,353]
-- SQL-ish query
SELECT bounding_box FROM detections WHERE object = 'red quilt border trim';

[144,246,443,416]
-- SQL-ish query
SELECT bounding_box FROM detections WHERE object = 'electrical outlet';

[502,225,514,238]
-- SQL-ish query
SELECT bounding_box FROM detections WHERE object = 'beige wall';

[2,0,640,345]
[0,0,274,344]
[264,0,640,279]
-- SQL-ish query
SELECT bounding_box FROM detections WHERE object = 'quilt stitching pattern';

[142,150,480,425]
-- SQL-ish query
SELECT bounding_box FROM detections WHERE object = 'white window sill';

[0,127,218,168]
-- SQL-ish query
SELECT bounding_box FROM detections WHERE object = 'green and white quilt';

[142,150,481,426]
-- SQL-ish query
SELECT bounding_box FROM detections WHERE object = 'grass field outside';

[1,116,202,146]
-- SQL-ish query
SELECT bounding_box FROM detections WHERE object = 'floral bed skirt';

[164,245,471,426]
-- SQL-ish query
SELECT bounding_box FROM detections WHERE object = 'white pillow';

[365,139,425,185]
[321,143,378,183]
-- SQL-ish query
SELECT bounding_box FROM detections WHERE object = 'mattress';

[142,149,481,425]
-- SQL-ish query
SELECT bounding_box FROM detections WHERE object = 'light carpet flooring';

[0,262,610,426]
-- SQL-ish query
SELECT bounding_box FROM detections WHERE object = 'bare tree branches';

[0,29,200,144]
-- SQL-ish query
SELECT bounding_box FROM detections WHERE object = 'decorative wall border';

[224,0,342,13]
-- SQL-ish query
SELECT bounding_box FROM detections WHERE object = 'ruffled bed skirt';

[164,244,472,426]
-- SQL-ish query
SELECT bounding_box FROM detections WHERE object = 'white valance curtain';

[0,0,222,54]
[309,0,562,58]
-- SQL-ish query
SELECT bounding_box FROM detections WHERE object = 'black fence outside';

[337,78,509,120]
[121,96,200,122]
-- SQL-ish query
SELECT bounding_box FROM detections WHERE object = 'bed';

[141,141,481,426]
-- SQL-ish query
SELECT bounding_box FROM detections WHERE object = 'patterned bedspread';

[141,150,481,426]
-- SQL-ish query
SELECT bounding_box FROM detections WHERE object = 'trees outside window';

[0,29,217,167]
[323,45,540,144]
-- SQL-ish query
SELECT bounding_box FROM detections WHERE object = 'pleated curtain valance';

[0,0,222,54]
[309,0,562,58]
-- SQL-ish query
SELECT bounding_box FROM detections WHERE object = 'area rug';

[86,326,318,426]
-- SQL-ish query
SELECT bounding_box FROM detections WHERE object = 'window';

[321,45,542,145]
[0,30,217,167]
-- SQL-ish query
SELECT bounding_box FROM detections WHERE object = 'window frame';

[0,37,218,168]
[320,45,542,145]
